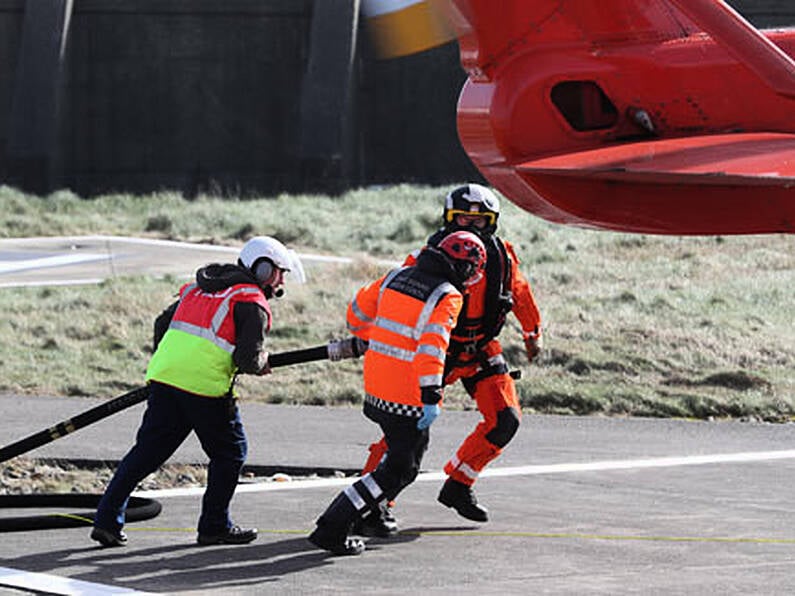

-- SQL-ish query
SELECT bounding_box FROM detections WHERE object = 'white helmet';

[239,236,306,285]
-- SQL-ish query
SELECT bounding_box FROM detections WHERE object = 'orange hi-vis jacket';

[406,234,541,361]
[347,265,463,415]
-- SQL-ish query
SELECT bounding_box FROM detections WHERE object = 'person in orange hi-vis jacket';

[307,230,487,556]
[355,183,543,537]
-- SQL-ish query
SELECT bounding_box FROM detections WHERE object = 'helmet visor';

[284,249,307,284]
[445,209,496,227]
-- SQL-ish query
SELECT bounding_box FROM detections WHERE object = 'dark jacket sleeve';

[232,301,270,374]
[153,300,179,351]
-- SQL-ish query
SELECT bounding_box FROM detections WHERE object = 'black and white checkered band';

[365,394,423,418]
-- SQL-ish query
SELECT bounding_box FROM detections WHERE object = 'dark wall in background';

[733,0,795,27]
[62,1,311,195]
[0,1,23,180]
[0,0,792,197]
[0,0,476,196]
[358,41,477,187]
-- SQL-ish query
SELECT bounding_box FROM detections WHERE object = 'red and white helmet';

[436,230,487,286]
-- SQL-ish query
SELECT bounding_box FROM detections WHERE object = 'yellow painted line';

[49,513,93,523]
[403,530,795,544]
[121,526,304,536]
[112,526,795,544]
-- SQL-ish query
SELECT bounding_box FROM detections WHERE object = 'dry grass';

[0,458,207,495]
[0,185,793,422]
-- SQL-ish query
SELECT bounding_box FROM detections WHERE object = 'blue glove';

[417,404,440,430]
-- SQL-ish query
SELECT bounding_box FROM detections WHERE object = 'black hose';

[0,386,150,465]
[0,339,356,533]
[0,494,161,532]
[268,344,329,367]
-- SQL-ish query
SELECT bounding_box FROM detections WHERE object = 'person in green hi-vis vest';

[92,236,304,548]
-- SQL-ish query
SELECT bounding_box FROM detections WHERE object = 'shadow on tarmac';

[1,530,431,592]
[4,537,329,591]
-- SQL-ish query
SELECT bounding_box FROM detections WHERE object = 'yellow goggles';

[445,209,496,226]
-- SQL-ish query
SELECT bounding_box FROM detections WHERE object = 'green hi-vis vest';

[145,282,270,397]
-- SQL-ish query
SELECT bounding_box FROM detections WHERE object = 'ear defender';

[254,260,275,286]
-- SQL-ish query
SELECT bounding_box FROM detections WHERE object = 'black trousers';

[363,401,429,502]
[314,402,430,535]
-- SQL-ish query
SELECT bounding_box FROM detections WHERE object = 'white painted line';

[0,566,155,595]
[0,234,224,251]
[83,235,399,266]
[0,236,400,289]
[479,449,795,477]
[0,253,108,274]
[0,234,394,265]
[135,449,795,499]
[0,278,108,289]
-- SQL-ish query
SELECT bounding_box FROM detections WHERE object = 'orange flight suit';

[362,234,542,488]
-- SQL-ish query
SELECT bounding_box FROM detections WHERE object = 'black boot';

[308,492,365,556]
[438,478,489,522]
[351,501,398,538]
[308,526,365,556]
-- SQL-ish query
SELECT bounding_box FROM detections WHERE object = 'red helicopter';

[369,0,795,235]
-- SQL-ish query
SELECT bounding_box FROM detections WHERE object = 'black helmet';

[443,183,500,236]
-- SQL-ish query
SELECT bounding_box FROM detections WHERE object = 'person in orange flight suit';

[355,183,543,536]
[307,231,488,556]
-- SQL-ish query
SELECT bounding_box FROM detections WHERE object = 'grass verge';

[0,184,793,422]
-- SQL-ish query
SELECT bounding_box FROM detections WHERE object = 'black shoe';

[91,526,128,548]
[197,525,258,546]
[438,479,489,522]
[351,503,398,538]
[308,527,365,556]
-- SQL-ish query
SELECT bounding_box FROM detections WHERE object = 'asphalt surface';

[1,237,794,595]
[1,396,795,595]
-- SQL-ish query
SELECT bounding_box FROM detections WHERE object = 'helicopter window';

[551,81,618,131]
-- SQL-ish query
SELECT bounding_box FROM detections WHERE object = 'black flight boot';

[351,501,398,538]
[308,492,366,556]
[437,478,489,522]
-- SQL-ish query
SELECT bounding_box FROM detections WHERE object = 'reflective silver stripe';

[379,267,407,302]
[350,298,374,324]
[415,282,458,338]
[169,320,235,353]
[346,321,369,333]
[467,353,506,376]
[447,454,479,481]
[210,287,262,333]
[344,485,367,510]
[416,343,445,361]
[488,353,506,367]
[370,276,458,366]
[169,285,261,354]
[369,340,414,362]
[458,462,480,481]
[422,323,450,343]
[375,316,415,339]
[419,373,443,387]
[361,474,383,500]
